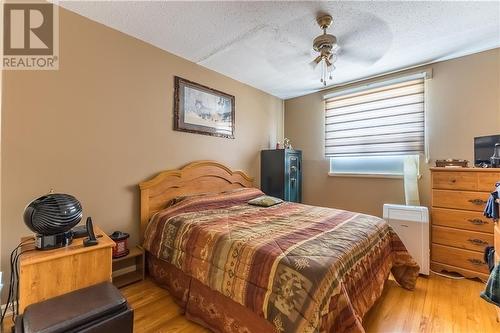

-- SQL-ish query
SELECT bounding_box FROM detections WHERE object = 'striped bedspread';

[144,188,419,333]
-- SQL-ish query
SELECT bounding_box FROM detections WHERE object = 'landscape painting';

[174,76,235,138]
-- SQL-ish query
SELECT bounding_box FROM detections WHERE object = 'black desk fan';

[23,192,98,250]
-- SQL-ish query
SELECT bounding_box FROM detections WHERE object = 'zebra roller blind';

[325,77,425,157]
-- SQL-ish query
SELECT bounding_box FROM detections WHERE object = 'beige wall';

[285,48,500,216]
[0,68,2,290]
[1,8,283,284]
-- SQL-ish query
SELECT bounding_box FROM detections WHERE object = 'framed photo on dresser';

[173,76,235,139]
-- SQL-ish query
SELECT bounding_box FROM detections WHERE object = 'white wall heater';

[383,204,430,275]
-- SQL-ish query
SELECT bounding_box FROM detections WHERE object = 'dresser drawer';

[432,190,489,211]
[432,226,493,252]
[495,222,500,254]
[432,208,493,233]
[432,244,489,274]
[477,172,500,192]
[432,171,477,190]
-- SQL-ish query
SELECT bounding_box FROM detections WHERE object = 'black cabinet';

[260,149,302,203]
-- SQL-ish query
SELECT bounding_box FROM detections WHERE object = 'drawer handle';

[467,258,484,266]
[468,218,488,225]
[467,238,489,246]
[468,199,486,205]
[450,179,457,183]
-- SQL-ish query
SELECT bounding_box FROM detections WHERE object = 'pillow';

[248,195,283,207]
[222,188,250,194]
[164,188,263,209]
[164,192,215,208]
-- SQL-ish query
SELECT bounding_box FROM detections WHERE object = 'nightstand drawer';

[432,225,493,252]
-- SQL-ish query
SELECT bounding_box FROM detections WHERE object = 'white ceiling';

[59,1,500,99]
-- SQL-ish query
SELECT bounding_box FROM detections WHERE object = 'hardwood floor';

[3,273,498,333]
[120,279,208,333]
[363,274,499,333]
[122,274,499,333]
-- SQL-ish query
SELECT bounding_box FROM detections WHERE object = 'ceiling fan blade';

[337,47,380,65]
[336,17,392,66]
[309,55,322,68]
[309,60,319,69]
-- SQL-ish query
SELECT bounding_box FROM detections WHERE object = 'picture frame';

[173,76,235,139]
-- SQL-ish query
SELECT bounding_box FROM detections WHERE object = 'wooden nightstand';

[112,246,145,288]
[19,226,114,313]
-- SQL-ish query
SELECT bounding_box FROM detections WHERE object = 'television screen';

[474,135,500,166]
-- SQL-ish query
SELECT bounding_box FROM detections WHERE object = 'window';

[329,155,415,177]
[325,74,426,176]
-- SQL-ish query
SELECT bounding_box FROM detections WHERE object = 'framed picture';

[174,76,235,139]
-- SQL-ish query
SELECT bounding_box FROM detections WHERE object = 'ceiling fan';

[311,14,338,86]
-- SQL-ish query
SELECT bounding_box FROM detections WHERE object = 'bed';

[139,161,419,333]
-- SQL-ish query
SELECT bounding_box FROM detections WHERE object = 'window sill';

[328,172,403,179]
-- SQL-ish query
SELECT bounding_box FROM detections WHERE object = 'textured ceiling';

[59,1,500,99]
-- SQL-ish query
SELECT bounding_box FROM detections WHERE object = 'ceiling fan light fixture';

[320,60,335,86]
[311,13,338,87]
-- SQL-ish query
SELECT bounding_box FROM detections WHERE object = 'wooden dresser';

[19,226,114,313]
[431,167,500,281]
[495,217,500,320]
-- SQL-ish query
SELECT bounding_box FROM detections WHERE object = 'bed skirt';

[148,253,275,332]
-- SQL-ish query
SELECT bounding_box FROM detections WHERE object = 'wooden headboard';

[138,160,254,241]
